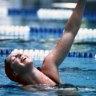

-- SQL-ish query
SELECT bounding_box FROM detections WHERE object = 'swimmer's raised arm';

[52,0,87,65]
[41,0,87,84]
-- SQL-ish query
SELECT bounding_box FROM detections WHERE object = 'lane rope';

[0,8,96,20]
[0,25,96,43]
[0,49,95,60]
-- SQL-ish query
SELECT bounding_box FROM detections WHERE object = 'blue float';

[0,49,95,58]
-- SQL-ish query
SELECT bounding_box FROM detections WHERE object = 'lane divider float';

[0,49,95,60]
[0,25,96,43]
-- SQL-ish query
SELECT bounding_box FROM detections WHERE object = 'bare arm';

[41,0,87,84]
[44,0,86,66]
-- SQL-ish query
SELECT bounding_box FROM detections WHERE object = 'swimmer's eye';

[11,54,22,63]
[15,54,22,58]
[11,56,16,64]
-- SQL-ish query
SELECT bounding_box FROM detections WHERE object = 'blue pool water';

[0,40,96,96]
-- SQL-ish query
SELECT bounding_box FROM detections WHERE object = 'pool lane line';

[0,49,95,58]
[0,8,96,20]
[0,25,96,43]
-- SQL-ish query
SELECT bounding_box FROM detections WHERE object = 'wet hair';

[4,59,27,85]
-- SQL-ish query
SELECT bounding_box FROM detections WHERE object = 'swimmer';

[4,0,87,87]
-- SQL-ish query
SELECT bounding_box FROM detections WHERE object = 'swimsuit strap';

[37,67,41,71]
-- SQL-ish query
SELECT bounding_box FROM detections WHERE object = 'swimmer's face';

[6,50,33,74]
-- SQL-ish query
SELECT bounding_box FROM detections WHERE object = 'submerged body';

[5,0,87,87]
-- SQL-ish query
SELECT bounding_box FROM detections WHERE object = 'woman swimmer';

[4,0,87,87]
